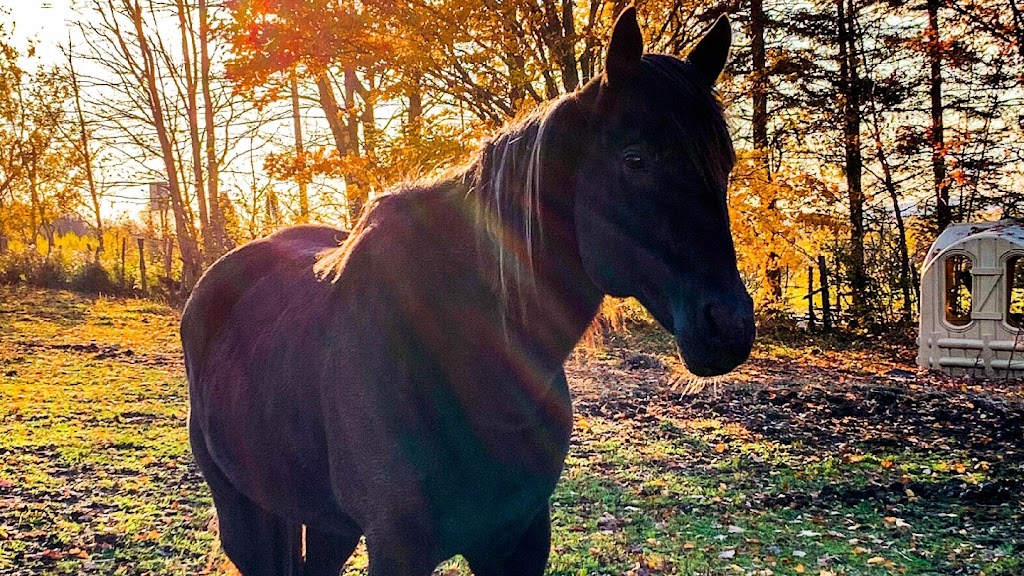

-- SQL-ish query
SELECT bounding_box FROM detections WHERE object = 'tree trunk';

[870,112,914,322]
[751,0,782,304]
[68,45,103,253]
[839,0,867,317]
[291,74,309,222]
[128,0,202,286]
[407,72,423,132]
[26,148,38,249]
[751,0,769,161]
[343,67,366,223]
[176,0,211,261]
[538,0,579,92]
[579,0,603,83]
[200,0,226,257]
[316,73,352,155]
[928,0,951,231]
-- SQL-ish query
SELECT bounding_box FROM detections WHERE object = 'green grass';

[1,286,1021,575]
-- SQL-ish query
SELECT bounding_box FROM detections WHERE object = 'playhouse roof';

[922,219,1024,273]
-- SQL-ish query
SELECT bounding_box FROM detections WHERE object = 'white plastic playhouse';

[918,220,1024,376]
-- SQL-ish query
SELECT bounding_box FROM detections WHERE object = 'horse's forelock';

[641,54,734,188]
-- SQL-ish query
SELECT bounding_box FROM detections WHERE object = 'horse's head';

[573,8,754,376]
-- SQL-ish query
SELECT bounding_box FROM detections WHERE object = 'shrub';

[69,262,118,294]
[0,250,68,287]
[31,256,69,288]
[0,251,39,285]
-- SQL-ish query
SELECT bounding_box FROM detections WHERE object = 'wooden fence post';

[163,236,172,280]
[819,255,832,332]
[807,265,816,331]
[120,237,127,288]
[138,238,147,294]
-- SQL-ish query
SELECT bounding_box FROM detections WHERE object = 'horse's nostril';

[703,303,721,331]
[705,301,744,338]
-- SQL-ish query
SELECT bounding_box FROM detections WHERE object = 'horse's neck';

[453,97,602,363]
[494,181,604,364]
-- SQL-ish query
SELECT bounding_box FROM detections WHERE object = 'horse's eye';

[623,151,644,171]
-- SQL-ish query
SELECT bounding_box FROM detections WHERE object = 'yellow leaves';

[715,442,729,453]
[865,555,897,569]
[643,553,667,570]
[883,516,912,530]
[133,529,161,541]
[574,415,591,433]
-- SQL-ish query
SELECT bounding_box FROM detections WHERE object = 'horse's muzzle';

[674,294,755,377]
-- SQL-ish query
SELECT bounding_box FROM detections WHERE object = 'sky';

[2,0,181,220]
[3,0,75,68]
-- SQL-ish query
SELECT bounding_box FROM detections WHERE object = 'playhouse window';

[944,254,973,326]
[1007,256,1024,327]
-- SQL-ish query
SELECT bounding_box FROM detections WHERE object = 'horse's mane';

[466,95,571,323]
[313,96,570,314]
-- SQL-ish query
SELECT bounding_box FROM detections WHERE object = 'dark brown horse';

[182,8,753,575]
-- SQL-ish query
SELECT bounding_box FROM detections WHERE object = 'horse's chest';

[426,400,571,553]
[432,447,563,556]
[339,377,571,553]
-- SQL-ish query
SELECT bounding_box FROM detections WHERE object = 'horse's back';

[181,224,346,374]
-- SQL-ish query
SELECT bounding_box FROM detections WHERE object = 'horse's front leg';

[364,516,440,576]
[466,506,551,576]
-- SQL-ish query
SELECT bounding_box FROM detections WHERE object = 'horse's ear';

[605,6,643,86]
[687,15,731,86]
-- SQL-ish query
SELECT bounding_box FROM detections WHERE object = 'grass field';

[1,285,1022,575]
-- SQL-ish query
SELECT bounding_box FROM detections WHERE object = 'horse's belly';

[192,357,346,525]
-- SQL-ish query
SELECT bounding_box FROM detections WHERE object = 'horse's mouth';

[674,334,752,377]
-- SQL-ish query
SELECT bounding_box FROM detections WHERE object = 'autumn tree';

[75,0,273,285]
[0,32,83,253]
